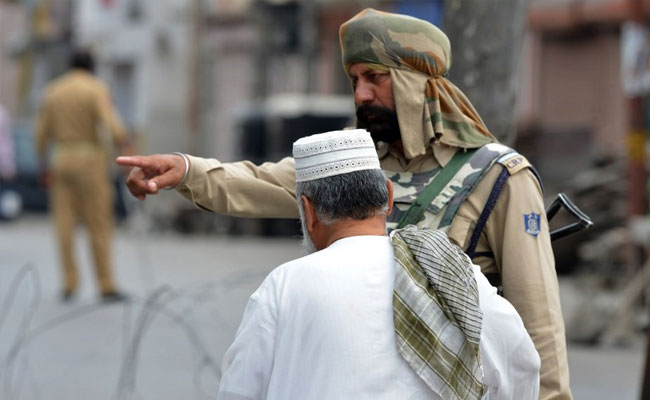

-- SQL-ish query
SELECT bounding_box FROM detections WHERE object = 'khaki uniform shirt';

[36,69,127,163]
[178,141,571,400]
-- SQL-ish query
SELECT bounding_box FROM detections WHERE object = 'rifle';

[546,193,593,241]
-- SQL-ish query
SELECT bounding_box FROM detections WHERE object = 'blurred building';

[512,0,650,273]
[0,0,74,210]
[519,0,631,190]
[0,2,25,115]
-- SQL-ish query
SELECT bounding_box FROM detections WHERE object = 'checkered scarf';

[391,225,485,399]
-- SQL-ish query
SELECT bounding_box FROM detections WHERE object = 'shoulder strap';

[396,148,478,229]
[466,168,511,258]
[465,167,510,296]
[466,150,543,258]
[466,151,543,295]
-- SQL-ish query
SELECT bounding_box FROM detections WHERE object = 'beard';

[298,202,318,254]
[355,104,401,144]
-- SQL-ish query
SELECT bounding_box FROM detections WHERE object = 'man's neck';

[320,216,387,249]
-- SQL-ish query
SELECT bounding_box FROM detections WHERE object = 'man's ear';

[301,195,319,234]
[385,179,394,215]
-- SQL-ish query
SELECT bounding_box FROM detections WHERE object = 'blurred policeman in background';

[36,49,131,302]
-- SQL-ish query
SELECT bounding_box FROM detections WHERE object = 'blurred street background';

[1,0,650,398]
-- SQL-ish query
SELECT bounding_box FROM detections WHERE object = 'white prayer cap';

[293,129,380,182]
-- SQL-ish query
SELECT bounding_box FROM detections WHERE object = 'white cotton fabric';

[293,129,380,182]
[217,236,540,400]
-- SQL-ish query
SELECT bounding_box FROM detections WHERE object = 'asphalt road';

[0,215,645,399]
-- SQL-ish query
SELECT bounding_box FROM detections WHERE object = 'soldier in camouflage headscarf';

[339,9,572,400]
[340,8,496,159]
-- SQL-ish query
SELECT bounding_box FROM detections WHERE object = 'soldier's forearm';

[177,156,299,218]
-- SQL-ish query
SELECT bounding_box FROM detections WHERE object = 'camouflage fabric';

[386,143,515,232]
[339,8,497,160]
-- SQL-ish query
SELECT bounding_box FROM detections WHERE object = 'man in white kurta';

[218,236,539,400]
[217,130,539,400]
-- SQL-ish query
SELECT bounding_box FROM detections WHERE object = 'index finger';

[115,155,155,169]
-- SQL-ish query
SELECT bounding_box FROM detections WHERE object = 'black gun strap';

[466,167,511,295]
[466,168,511,258]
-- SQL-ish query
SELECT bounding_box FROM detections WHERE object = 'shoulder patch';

[524,212,541,238]
[497,152,531,175]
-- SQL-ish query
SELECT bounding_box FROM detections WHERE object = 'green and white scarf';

[391,225,485,399]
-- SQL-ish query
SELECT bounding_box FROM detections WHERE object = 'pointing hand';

[115,154,187,200]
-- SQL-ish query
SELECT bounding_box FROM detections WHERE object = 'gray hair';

[295,169,389,226]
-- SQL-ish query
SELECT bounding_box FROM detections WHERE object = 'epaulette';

[496,151,531,176]
[496,150,544,192]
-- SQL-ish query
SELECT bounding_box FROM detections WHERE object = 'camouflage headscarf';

[339,9,497,160]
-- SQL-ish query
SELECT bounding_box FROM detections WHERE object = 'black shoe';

[101,291,128,303]
[61,289,75,302]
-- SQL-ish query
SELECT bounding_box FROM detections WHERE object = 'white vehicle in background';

[0,188,22,220]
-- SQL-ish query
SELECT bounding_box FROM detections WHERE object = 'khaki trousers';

[51,152,116,294]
